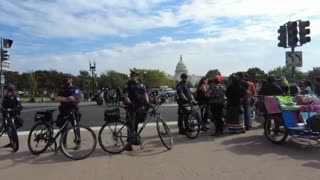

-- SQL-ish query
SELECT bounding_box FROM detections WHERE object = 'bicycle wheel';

[185,113,201,139]
[98,121,126,154]
[0,124,4,137]
[6,118,19,152]
[156,118,173,150]
[28,122,52,155]
[264,115,288,144]
[60,125,97,160]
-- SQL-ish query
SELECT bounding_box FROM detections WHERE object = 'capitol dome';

[173,55,188,81]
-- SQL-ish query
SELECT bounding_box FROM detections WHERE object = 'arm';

[122,85,132,105]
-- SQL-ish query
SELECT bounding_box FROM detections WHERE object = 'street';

[15,102,178,132]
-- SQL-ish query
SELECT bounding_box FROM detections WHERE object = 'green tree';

[268,66,305,82]
[246,67,267,82]
[97,70,128,89]
[4,71,20,87]
[27,71,39,96]
[131,68,175,88]
[76,70,91,92]
[306,67,320,82]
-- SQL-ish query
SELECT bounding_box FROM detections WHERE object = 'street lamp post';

[89,60,96,99]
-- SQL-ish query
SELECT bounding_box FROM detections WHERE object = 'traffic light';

[1,49,9,61]
[3,39,13,48]
[299,20,311,45]
[277,25,287,48]
[287,21,298,47]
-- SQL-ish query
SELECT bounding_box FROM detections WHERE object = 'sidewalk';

[21,101,97,107]
[1,127,320,180]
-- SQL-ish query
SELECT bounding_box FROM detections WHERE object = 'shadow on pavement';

[220,134,320,169]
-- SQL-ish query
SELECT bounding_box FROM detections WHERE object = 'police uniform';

[176,80,192,134]
[2,94,24,128]
[123,80,147,144]
[57,84,81,127]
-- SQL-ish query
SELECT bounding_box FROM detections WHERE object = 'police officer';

[122,71,150,151]
[55,74,81,127]
[1,83,24,129]
[176,73,193,135]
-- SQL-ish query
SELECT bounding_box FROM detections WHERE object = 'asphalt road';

[3,103,179,132]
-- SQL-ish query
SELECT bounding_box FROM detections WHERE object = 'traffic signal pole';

[291,47,295,78]
[0,37,3,99]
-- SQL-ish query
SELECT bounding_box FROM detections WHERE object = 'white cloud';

[160,36,173,41]
[11,36,320,76]
[2,0,320,77]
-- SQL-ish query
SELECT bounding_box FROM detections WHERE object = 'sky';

[0,0,319,76]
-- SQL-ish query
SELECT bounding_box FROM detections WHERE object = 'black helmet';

[64,74,73,79]
[130,71,140,76]
[4,83,15,91]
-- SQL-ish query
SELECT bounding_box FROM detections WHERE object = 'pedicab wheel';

[264,115,288,144]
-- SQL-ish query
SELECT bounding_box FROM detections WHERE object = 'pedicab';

[263,95,320,144]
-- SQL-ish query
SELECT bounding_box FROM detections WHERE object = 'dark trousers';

[210,103,224,133]
[126,107,141,140]
[242,98,252,130]
[177,104,191,132]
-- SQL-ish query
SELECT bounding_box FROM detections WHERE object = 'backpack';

[208,84,226,104]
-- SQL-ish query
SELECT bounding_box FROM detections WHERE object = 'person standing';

[122,71,150,151]
[176,73,193,135]
[225,73,247,133]
[55,74,81,128]
[207,75,226,136]
[196,76,210,131]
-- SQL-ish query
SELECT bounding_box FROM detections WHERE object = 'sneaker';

[124,144,133,151]
[178,130,186,135]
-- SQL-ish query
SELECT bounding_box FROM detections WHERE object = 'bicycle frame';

[41,111,79,144]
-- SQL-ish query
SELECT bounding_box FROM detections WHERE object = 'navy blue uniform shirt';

[58,85,80,111]
[123,80,146,106]
[176,80,192,104]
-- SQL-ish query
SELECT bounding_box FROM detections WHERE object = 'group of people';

[2,69,319,151]
[176,72,320,136]
[176,72,256,136]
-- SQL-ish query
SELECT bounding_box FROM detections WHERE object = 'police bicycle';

[178,101,201,139]
[98,94,173,154]
[27,109,97,160]
[0,108,19,152]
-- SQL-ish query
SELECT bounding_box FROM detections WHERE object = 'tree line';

[4,66,320,97]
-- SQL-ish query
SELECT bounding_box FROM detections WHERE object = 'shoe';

[178,131,186,135]
[124,144,133,151]
[201,126,209,132]
[210,131,221,137]
[3,143,11,148]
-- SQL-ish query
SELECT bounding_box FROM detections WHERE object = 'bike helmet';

[213,75,223,83]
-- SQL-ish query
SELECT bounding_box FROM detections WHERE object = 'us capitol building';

[170,55,202,86]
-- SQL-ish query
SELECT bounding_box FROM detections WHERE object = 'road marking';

[15,121,178,136]
[22,107,57,112]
